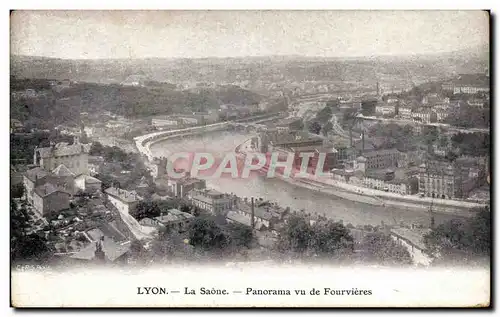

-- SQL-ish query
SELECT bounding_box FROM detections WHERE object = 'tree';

[310,220,354,257]
[342,108,362,147]
[308,121,322,135]
[276,215,315,254]
[275,215,354,260]
[322,122,333,136]
[315,106,333,124]
[129,239,151,264]
[11,233,51,263]
[131,200,163,221]
[187,218,229,251]
[225,222,254,249]
[360,232,412,266]
[89,141,105,156]
[10,183,25,199]
[289,119,304,131]
[424,208,490,266]
[10,198,29,240]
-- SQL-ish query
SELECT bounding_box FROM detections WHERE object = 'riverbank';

[234,140,484,217]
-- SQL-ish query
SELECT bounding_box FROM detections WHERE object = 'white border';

[3,1,497,316]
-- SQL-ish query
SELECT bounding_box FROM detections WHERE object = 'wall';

[43,192,71,216]
[107,195,131,214]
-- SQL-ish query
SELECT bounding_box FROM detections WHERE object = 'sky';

[10,10,489,59]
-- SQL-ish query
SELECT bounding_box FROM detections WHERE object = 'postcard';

[10,10,491,308]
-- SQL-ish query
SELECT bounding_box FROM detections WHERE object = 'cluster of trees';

[450,132,490,157]
[10,131,73,165]
[89,142,132,163]
[359,232,412,266]
[424,208,490,266]
[307,103,337,136]
[366,123,416,152]
[10,197,51,264]
[274,215,354,261]
[11,77,262,125]
[445,104,490,129]
[129,198,198,221]
[145,215,254,263]
[91,141,151,191]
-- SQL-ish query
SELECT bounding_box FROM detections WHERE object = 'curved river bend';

[150,131,467,227]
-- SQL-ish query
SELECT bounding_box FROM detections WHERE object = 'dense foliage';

[275,215,354,260]
[423,208,490,266]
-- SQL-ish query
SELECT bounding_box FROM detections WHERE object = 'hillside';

[10,77,263,128]
[10,45,489,85]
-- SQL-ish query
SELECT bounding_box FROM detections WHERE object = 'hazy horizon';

[11,10,489,60]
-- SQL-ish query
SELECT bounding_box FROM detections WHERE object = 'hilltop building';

[34,136,90,176]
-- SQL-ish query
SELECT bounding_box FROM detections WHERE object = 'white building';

[412,110,437,124]
[375,104,396,116]
[34,136,90,176]
[151,118,179,129]
[139,209,194,232]
[105,187,143,215]
[189,188,234,215]
[398,106,412,120]
[74,174,102,194]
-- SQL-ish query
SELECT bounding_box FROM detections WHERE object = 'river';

[149,131,467,227]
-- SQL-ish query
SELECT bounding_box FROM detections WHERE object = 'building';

[140,209,194,232]
[70,237,131,264]
[390,227,432,266]
[434,110,449,122]
[166,176,206,198]
[375,104,396,116]
[74,174,102,194]
[398,106,412,120]
[24,165,75,204]
[363,148,400,169]
[418,159,483,199]
[105,187,143,214]
[266,131,324,153]
[34,136,90,175]
[467,99,487,109]
[442,74,490,95]
[32,183,71,216]
[289,145,338,173]
[228,199,282,230]
[151,118,179,130]
[189,188,234,215]
[412,109,438,124]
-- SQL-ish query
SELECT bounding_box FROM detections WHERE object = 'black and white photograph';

[9,10,491,308]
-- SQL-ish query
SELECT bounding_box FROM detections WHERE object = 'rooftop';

[75,174,102,184]
[34,183,71,197]
[25,167,50,182]
[154,209,194,224]
[36,141,90,159]
[363,148,400,158]
[104,187,143,203]
[52,164,75,177]
[289,145,338,154]
[450,74,490,87]
[365,168,395,181]
[70,237,131,262]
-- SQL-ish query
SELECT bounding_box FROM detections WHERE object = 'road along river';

[149,130,471,227]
